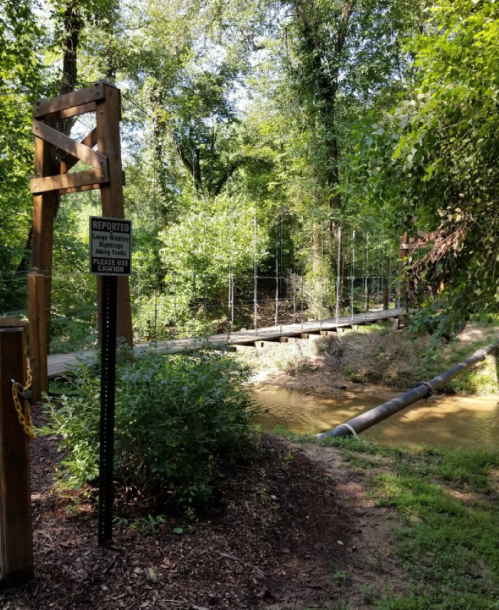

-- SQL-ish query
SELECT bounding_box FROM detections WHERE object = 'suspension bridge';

[0,81,421,400]
[46,307,402,378]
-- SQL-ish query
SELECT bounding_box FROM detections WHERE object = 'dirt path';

[1,412,410,610]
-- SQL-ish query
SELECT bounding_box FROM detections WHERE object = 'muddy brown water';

[252,386,499,449]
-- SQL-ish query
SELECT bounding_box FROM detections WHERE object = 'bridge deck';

[47,308,401,379]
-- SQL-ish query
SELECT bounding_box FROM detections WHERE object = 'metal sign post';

[89,216,132,546]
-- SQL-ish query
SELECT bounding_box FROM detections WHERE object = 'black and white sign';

[89,216,132,276]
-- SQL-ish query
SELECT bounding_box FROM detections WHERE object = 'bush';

[42,349,252,511]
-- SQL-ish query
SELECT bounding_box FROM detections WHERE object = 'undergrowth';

[41,348,252,514]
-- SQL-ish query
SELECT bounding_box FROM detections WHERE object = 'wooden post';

[0,321,34,587]
[27,270,48,404]
[399,232,408,311]
[95,82,133,345]
[32,115,57,347]
[383,285,389,311]
[31,114,57,402]
[30,81,135,398]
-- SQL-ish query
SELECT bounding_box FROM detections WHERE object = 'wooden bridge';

[47,308,401,379]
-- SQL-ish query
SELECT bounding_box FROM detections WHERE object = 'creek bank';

[239,320,499,397]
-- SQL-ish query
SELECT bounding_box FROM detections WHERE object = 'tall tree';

[0,0,45,309]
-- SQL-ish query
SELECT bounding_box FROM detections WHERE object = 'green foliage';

[371,445,499,608]
[347,0,499,339]
[0,0,46,314]
[42,349,252,510]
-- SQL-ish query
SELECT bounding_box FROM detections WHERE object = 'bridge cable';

[351,230,355,322]
[203,194,208,338]
[336,225,342,323]
[301,219,305,331]
[364,233,369,320]
[275,219,279,327]
[253,193,258,335]
[388,245,392,311]
[279,205,283,338]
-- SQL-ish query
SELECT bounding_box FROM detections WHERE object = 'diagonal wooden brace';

[61,128,98,174]
[32,121,106,169]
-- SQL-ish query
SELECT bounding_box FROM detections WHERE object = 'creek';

[252,385,499,449]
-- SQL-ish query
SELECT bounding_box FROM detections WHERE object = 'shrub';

[42,349,252,510]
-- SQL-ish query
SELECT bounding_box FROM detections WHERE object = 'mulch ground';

[1,408,407,610]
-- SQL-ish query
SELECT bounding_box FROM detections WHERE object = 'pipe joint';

[417,381,433,398]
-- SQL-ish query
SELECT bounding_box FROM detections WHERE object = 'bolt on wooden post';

[0,319,34,588]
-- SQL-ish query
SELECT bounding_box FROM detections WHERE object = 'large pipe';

[319,341,499,439]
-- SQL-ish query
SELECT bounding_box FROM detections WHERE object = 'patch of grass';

[268,429,499,608]
[356,321,392,336]
[340,364,364,383]
[355,445,499,607]
[417,334,499,395]
[343,451,377,470]
[377,589,499,609]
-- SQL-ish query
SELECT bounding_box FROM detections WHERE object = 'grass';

[270,428,499,609]
[418,338,499,395]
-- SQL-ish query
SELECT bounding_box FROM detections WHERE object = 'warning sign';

[89,216,132,276]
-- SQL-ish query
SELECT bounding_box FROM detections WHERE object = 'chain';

[11,358,35,440]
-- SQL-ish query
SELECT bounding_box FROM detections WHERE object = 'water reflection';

[252,386,499,449]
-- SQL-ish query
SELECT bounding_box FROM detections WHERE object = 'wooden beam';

[254,340,278,348]
[279,336,302,343]
[31,168,109,194]
[60,128,98,174]
[59,183,101,195]
[32,114,58,397]
[232,344,255,351]
[0,318,26,328]
[33,121,106,169]
[34,83,104,118]
[57,101,96,120]
[95,83,133,347]
[400,242,420,251]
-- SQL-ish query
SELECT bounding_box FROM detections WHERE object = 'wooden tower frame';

[29,81,133,403]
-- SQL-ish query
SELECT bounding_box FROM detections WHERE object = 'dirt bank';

[240,321,499,397]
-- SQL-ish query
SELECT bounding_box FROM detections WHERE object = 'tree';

[0,0,45,311]
[347,0,499,339]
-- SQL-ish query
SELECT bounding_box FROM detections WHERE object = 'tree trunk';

[292,0,355,210]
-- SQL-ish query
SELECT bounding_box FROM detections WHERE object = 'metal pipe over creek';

[318,341,499,440]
